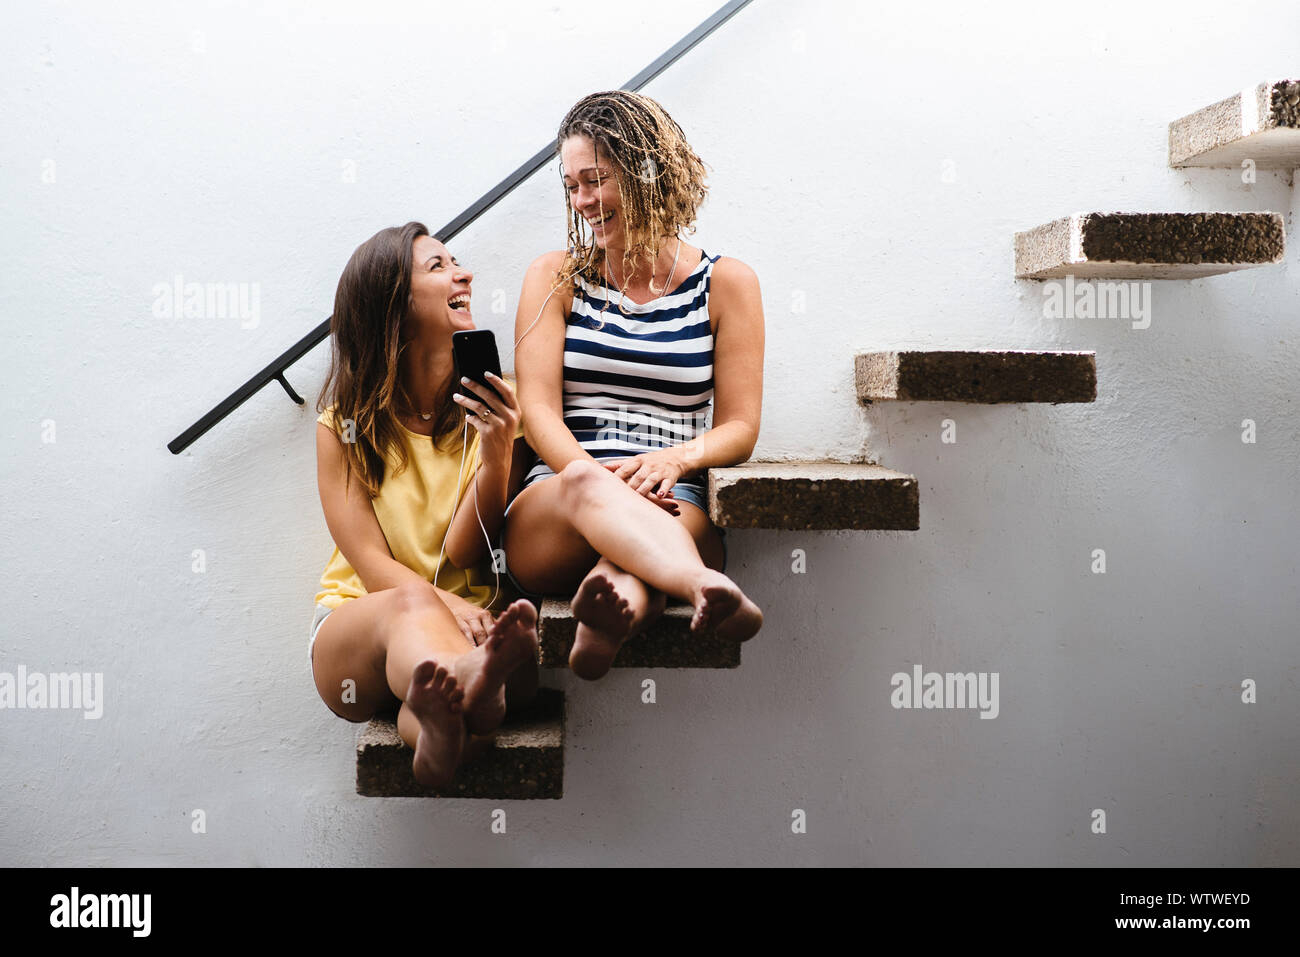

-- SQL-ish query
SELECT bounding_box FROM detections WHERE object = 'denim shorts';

[497,475,727,599]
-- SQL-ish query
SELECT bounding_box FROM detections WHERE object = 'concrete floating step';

[708,462,919,531]
[538,599,740,669]
[1014,211,1284,279]
[356,688,564,799]
[1170,79,1300,168]
[856,350,1096,404]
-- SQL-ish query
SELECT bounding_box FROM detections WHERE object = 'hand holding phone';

[451,330,504,409]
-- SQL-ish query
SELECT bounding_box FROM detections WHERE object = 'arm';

[514,251,593,474]
[443,373,523,569]
[315,420,495,643]
[683,256,764,469]
[607,256,765,496]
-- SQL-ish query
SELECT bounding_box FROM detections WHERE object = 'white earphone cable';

[432,279,562,615]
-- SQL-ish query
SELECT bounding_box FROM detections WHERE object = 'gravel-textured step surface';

[538,599,741,669]
[1170,79,1300,168]
[356,688,564,799]
[708,462,919,531]
[856,350,1096,404]
[1014,211,1284,279]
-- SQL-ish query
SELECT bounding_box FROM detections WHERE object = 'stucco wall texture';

[2,0,1297,865]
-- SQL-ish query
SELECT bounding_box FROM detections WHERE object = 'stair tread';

[538,599,740,669]
[856,350,1096,404]
[356,688,563,799]
[1014,211,1284,279]
[708,461,919,530]
[1170,79,1300,168]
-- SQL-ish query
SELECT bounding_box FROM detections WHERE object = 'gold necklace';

[605,239,681,312]
[397,385,435,420]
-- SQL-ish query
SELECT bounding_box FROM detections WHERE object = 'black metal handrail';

[167,0,754,454]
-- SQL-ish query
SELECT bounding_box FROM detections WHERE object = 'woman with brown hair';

[309,221,539,789]
[501,90,766,680]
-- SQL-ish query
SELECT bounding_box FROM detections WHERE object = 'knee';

[326,701,373,724]
[312,662,378,724]
[558,458,608,504]
[387,581,442,618]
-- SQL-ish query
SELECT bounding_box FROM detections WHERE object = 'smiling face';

[561,134,625,250]
[407,235,474,336]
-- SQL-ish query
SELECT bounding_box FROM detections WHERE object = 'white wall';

[2,0,1297,865]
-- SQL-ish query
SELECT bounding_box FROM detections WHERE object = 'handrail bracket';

[275,372,305,405]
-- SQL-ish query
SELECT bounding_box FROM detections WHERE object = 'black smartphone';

[451,330,504,409]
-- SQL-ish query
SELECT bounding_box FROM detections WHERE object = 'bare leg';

[504,633,540,709]
[570,498,728,678]
[451,599,539,734]
[400,660,466,788]
[504,460,762,643]
[311,583,539,785]
[569,557,669,680]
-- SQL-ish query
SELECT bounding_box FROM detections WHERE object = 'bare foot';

[570,571,636,681]
[405,659,466,789]
[453,599,539,735]
[463,733,497,766]
[691,571,764,643]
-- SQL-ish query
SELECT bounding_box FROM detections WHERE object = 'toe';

[413,659,437,683]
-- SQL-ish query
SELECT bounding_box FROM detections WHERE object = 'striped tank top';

[522,250,720,495]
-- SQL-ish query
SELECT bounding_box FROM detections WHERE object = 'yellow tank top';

[313,398,524,612]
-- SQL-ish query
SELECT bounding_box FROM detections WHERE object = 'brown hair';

[555,91,708,296]
[316,221,466,498]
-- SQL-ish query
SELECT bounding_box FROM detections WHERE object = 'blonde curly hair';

[555,91,709,305]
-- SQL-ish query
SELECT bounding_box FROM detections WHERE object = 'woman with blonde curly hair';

[500,90,765,679]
